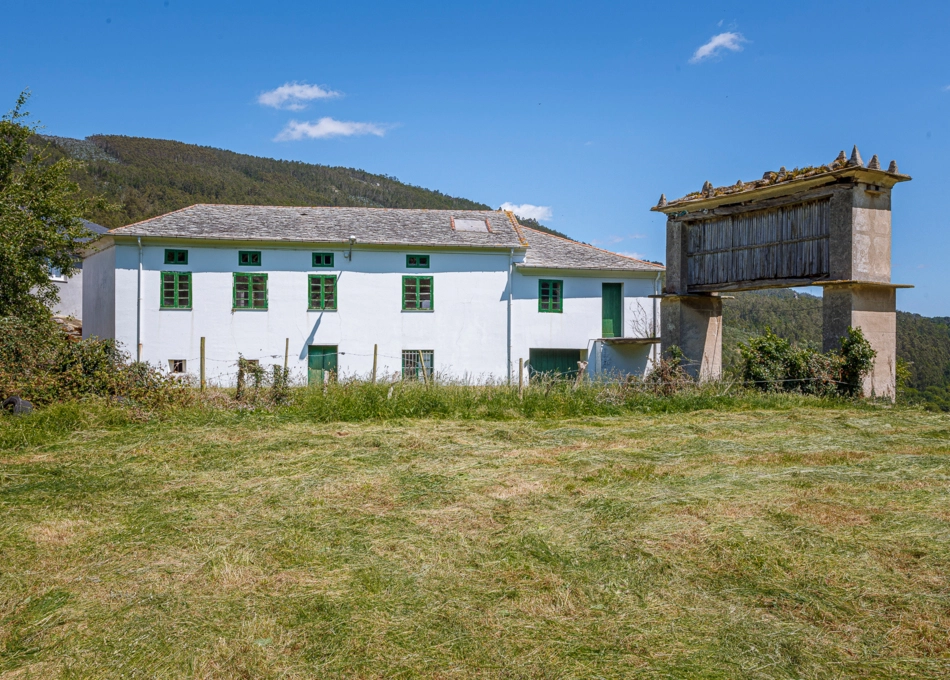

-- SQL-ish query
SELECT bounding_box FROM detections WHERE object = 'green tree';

[0,92,101,320]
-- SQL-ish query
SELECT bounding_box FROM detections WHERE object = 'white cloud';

[258,82,341,110]
[275,118,388,141]
[616,251,646,260]
[501,202,553,222]
[689,32,746,64]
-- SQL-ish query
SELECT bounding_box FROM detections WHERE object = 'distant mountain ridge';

[39,134,570,238]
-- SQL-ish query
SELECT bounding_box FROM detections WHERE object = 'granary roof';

[516,226,664,273]
[109,205,528,249]
[652,146,911,215]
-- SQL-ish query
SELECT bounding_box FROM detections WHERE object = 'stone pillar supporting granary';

[653,147,911,398]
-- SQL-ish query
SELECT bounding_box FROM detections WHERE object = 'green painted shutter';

[528,349,582,379]
[602,283,622,338]
[308,346,338,385]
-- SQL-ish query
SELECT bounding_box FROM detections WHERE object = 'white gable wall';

[82,246,116,340]
[511,270,660,379]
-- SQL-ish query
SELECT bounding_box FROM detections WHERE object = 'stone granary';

[652,146,911,399]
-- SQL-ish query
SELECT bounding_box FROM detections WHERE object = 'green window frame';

[233,273,268,310]
[406,254,430,268]
[539,279,563,313]
[402,350,434,381]
[308,275,337,310]
[402,275,433,311]
[164,249,188,265]
[238,250,262,266]
[312,252,334,267]
[160,272,192,309]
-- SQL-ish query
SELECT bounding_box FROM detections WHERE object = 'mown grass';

[2,396,950,678]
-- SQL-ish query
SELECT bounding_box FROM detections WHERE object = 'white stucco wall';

[97,241,661,384]
[111,243,511,384]
[52,271,83,319]
[82,246,116,340]
[510,270,660,379]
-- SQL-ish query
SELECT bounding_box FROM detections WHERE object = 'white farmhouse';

[82,206,664,384]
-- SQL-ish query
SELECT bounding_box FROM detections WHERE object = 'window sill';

[307,308,338,312]
[232,308,269,311]
[160,307,193,311]
[402,309,434,313]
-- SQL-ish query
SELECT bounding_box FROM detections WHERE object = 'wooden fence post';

[518,358,524,400]
[418,349,429,386]
[372,344,378,383]
[284,338,289,372]
[200,337,206,391]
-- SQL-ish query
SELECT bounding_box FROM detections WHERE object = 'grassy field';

[2,400,950,678]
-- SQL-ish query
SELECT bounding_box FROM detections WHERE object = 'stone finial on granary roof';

[651,146,911,214]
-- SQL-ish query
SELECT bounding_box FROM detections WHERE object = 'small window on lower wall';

[308,275,337,310]
[233,273,268,309]
[161,272,192,308]
[402,350,434,381]
[539,279,563,313]
[169,359,186,374]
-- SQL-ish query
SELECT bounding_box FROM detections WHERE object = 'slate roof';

[83,220,110,235]
[517,227,663,273]
[110,204,526,249]
[107,204,664,273]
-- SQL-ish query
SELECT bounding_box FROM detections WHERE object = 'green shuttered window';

[403,276,433,310]
[233,273,268,309]
[160,272,191,309]
[308,275,337,310]
[406,254,429,268]
[539,279,563,313]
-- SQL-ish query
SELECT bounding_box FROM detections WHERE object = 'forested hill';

[723,290,950,408]
[39,135,567,237]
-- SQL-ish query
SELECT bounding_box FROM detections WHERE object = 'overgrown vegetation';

[0,315,191,409]
[2,404,949,677]
[725,289,950,410]
[738,325,876,398]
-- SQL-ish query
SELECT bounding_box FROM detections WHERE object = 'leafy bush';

[0,315,192,408]
[739,326,875,398]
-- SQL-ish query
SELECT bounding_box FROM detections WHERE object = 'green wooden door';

[602,283,623,338]
[308,346,338,385]
[528,349,582,379]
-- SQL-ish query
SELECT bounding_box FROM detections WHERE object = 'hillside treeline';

[39,135,493,229]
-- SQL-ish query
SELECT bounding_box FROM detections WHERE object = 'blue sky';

[3,1,949,315]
